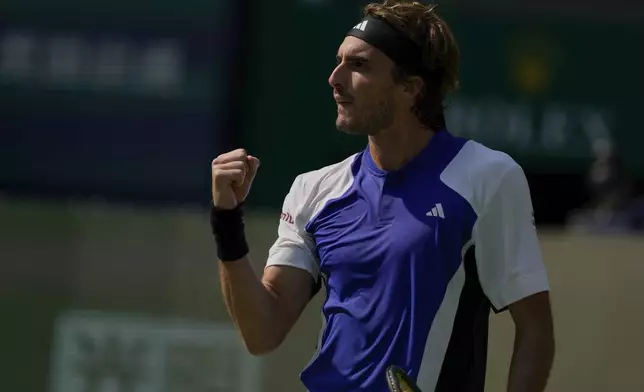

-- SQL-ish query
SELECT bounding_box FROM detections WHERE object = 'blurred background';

[1,0,643,391]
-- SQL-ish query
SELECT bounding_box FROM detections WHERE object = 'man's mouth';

[334,94,352,104]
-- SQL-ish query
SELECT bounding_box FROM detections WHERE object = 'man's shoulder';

[442,139,524,214]
[292,153,358,195]
[456,139,520,179]
[284,153,359,218]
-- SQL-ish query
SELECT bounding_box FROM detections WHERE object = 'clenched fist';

[211,149,260,210]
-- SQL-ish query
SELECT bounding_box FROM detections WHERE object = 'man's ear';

[403,75,424,102]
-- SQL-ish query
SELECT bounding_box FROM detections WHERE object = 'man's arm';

[507,291,555,392]
[219,258,314,356]
[471,161,553,391]
[211,149,319,356]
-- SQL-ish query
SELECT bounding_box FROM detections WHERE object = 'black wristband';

[210,203,249,262]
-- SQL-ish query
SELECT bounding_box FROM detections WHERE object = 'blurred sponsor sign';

[0,0,238,203]
[48,311,261,392]
[0,30,186,97]
[446,98,613,166]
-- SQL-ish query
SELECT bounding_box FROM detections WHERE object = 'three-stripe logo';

[352,20,368,32]
[426,203,445,219]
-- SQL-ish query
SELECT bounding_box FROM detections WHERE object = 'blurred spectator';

[588,138,630,209]
[566,137,644,234]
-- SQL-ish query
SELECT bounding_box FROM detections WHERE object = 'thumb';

[244,155,260,186]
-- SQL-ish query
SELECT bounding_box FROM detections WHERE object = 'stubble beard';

[335,97,395,136]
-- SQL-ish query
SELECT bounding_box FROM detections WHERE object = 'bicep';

[508,291,553,330]
[262,265,316,332]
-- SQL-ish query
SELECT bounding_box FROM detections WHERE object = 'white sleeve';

[473,164,550,311]
[266,175,320,281]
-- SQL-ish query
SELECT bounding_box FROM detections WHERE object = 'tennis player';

[210,1,555,391]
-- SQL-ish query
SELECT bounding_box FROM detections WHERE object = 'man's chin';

[336,119,365,135]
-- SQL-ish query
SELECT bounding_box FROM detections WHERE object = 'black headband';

[346,15,424,72]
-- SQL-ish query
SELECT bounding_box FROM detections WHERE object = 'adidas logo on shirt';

[352,20,368,32]
[426,203,445,219]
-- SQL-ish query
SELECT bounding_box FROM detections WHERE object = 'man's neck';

[368,124,434,172]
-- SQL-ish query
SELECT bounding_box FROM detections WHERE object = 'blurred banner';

[0,0,240,204]
[242,0,644,209]
[49,312,261,392]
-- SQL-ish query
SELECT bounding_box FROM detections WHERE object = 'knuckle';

[212,155,227,165]
[234,148,248,159]
[212,167,222,179]
[211,148,247,165]
[212,149,247,165]
[212,166,226,178]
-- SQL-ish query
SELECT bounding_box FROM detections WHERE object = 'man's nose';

[328,63,344,88]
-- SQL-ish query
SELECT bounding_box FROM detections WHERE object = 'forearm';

[219,256,283,355]
[507,327,555,392]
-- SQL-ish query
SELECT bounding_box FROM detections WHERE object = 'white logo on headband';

[352,20,368,32]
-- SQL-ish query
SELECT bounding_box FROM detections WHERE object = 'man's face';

[329,36,403,135]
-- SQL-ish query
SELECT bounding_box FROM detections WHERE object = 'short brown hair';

[363,0,460,130]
